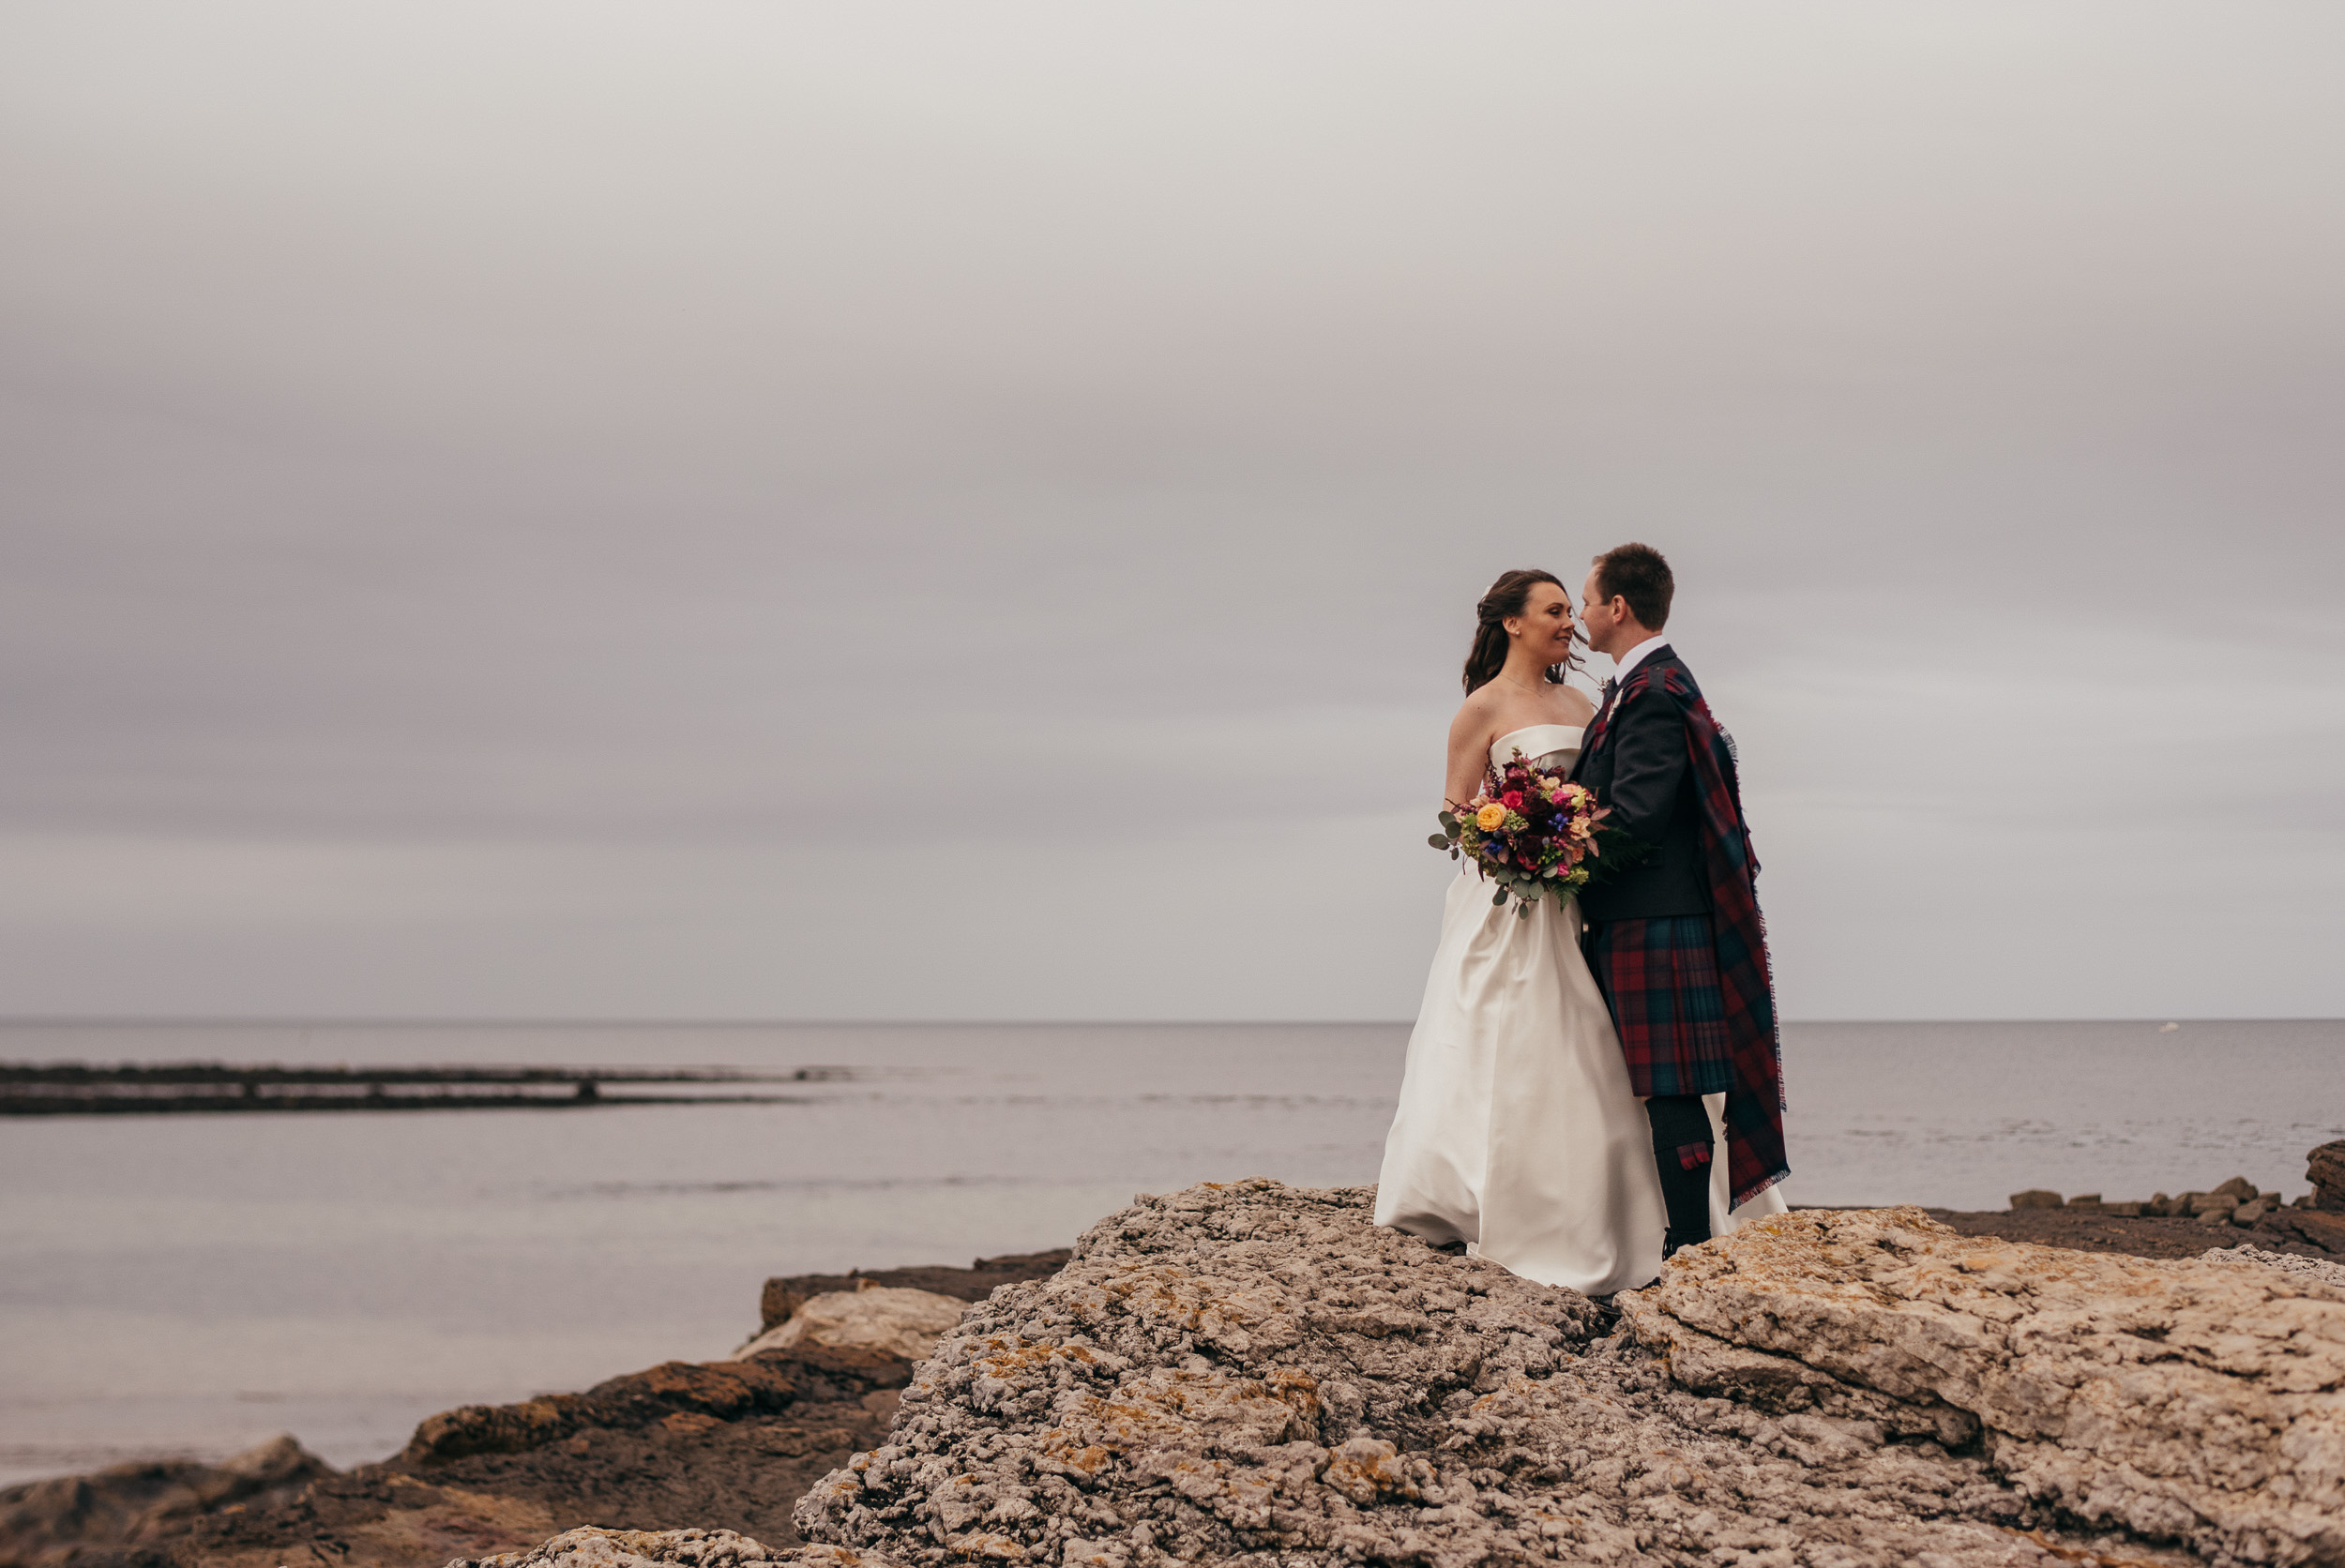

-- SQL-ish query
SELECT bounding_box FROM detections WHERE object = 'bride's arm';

[1444,701,1492,810]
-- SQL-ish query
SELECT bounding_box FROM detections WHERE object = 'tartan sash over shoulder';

[1610,661,1790,1209]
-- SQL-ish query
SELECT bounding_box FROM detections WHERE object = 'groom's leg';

[1593,916,1720,1256]
[1644,1093,1714,1254]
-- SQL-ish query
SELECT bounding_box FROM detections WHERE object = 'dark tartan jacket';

[1575,645,1790,1208]
[1570,646,1712,922]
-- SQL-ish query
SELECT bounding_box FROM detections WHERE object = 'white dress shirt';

[1607,635,1670,693]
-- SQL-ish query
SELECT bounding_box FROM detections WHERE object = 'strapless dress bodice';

[1489,723,1583,771]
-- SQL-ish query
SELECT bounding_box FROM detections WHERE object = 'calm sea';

[3,1018,2338,1487]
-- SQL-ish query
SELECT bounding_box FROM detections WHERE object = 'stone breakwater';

[748,1181,2343,1568]
[2002,1141,2345,1252]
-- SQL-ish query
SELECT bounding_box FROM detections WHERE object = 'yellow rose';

[1475,803,1507,830]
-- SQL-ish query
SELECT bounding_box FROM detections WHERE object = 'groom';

[1570,543,1789,1259]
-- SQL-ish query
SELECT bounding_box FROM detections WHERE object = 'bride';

[1372,569,1775,1294]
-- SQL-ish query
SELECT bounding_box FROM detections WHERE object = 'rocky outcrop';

[1622,1207,2345,1566]
[403,1347,913,1468]
[0,1434,333,1566]
[734,1289,974,1364]
[793,1181,2189,1568]
[2263,1207,2345,1254]
[5,1256,1026,1568]
[158,1345,919,1568]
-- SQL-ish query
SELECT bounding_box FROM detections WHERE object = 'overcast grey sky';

[2,2,2338,1021]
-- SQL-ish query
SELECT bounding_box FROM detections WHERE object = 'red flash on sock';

[1676,1144,1712,1170]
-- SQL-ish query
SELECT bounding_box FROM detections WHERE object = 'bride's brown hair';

[1462,569,1580,695]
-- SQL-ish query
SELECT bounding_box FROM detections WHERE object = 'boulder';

[2007,1188,2062,1209]
[791,1180,2212,1568]
[734,1288,971,1364]
[1621,1206,2345,1565]
[2265,1208,2345,1254]
[760,1253,1071,1335]
[2311,1140,2345,1212]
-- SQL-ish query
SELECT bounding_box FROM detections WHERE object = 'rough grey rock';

[794,1180,2186,1568]
[2204,1243,2345,1292]
[1626,1207,2345,1567]
[447,1526,901,1567]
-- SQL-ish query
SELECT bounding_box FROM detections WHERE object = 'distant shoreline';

[0,1061,824,1115]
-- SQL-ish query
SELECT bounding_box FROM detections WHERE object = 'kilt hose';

[1583,914,1735,1101]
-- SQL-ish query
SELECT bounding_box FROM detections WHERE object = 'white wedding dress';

[1373,723,1786,1295]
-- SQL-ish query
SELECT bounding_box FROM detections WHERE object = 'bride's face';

[1508,582,1578,666]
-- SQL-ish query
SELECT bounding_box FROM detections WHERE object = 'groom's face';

[1579,567,1622,656]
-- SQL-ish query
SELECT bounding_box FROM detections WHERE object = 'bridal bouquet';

[1428,751,1612,919]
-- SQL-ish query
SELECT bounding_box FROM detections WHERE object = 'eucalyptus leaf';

[1427,834,1450,850]
[1491,888,1508,908]
[1515,902,1532,920]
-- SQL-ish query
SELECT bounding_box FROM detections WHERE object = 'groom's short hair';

[1590,543,1673,630]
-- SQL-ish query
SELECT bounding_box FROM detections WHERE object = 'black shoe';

[1660,1229,1708,1262]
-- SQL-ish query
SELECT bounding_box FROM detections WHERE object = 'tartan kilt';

[1585,914,1735,1098]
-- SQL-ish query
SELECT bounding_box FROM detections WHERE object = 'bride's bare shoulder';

[1555,685,1598,724]
[1448,684,1503,746]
